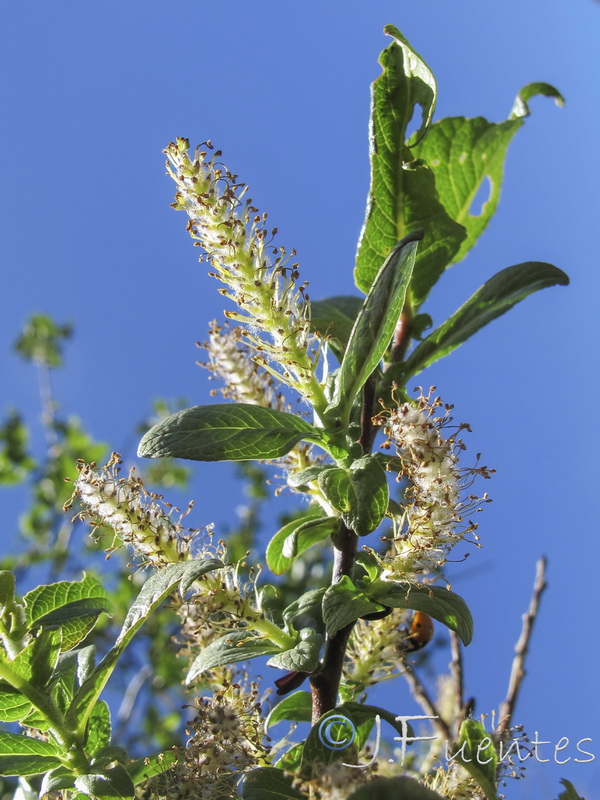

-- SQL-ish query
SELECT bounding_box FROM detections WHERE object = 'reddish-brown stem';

[310,522,358,723]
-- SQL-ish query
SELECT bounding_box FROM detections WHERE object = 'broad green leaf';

[126,749,179,786]
[23,574,112,651]
[318,457,388,536]
[355,28,466,299]
[401,262,569,379]
[266,513,337,575]
[345,456,388,535]
[186,631,281,683]
[510,82,565,120]
[85,700,111,757]
[67,560,221,736]
[74,764,135,798]
[241,767,307,800]
[347,776,446,800]
[413,84,562,272]
[322,576,385,637]
[0,685,33,722]
[367,580,473,645]
[138,403,322,462]
[283,588,326,633]
[309,296,364,360]
[267,630,323,672]
[300,708,359,777]
[266,691,312,728]
[557,778,585,800]
[331,234,421,420]
[40,766,78,795]
[454,719,499,800]
[0,732,61,776]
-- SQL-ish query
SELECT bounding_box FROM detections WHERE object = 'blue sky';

[1,2,599,797]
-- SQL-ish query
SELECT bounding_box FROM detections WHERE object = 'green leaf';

[345,456,388,535]
[347,776,446,800]
[318,457,388,536]
[510,82,565,120]
[241,767,307,800]
[266,513,336,575]
[309,296,365,360]
[332,233,421,419]
[0,731,61,776]
[266,691,312,728]
[267,630,322,672]
[23,574,113,651]
[333,702,414,752]
[186,631,281,683]
[413,84,562,273]
[67,560,221,736]
[0,629,62,723]
[282,588,326,633]
[367,580,473,645]
[454,719,499,800]
[138,403,322,462]
[401,262,569,379]
[85,700,111,757]
[323,576,385,637]
[40,766,78,795]
[74,764,135,798]
[0,684,33,722]
[355,29,467,301]
[556,778,585,800]
[126,749,179,786]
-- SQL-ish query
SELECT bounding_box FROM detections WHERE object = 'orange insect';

[404,611,434,652]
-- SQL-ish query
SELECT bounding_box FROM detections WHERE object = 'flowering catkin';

[67,453,192,568]
[375,390,492,578]
[164,138,326,412]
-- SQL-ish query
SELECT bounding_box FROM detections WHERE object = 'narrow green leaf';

[265,691,312,728]
[510,82,564,119]
[267,630,322,672]
[0,571,16,609]
[67,560,221,735]
[367,580,473,645]
[323,576,386,637]
[186,631,281,683]
[332,233,421,419]
[454,719,499,800]
[74,764,135,798]
[347,776,446,800]
[401,262,569,379]
[266,513,336,575]
[0,732,61,776]
[241,766,307,800]
[138,403,322,462]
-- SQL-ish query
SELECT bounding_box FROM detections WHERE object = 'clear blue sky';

[1,2,599,797]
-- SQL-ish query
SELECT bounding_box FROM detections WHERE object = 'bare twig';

[497,556,547,737]
[449,630,465,737]
[115,664,153,741]
[403,662,452,742]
